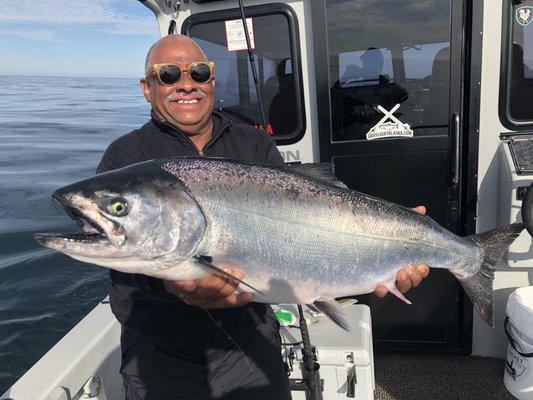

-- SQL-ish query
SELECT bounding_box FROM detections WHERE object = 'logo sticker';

[366,104,414,140]
[516,6,533,26]
[506,346,528,381]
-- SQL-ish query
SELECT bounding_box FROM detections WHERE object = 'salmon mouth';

[36,186,128,250]
[35,204,108,245]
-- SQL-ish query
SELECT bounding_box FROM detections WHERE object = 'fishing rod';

[236,0,268,131]
[297,304,323,400]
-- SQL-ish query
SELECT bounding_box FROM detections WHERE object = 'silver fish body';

[35,157,525,327]
[162,159,481,304]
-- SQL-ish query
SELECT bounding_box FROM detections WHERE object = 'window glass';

[404,43,449,79]
[339,48,394,87]
[326,0,451,142]
[188,12,303,138]
[508,1,533,121]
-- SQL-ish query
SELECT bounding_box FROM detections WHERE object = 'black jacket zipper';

[151,111,232,157]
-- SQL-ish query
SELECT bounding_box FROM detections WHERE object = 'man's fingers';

[229,268,244,281]
[416,264,430,278]
[396,268,412,293]
[165,268,247,304]
[219,268,244,293]
[164,279,197,294]
[374,285,388,298]
[411,205,426,215]
[194,279,234,300]
[188,292,254,309]
[205,292,254,309]
[194,268,243,300]
[406,265,423,288]
[375,264,430,298]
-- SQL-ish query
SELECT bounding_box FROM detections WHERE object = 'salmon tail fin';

[459,223,525,327]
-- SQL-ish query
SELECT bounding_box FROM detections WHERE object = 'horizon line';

[0,73,143,80]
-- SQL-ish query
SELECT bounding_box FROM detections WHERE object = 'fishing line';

[203,309,254,373]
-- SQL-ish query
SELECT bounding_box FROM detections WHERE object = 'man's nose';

[175,72,197,91]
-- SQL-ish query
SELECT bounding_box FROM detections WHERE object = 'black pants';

[120,322,292,400]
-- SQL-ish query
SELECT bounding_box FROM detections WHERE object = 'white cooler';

[278,304,374,400]
[504,286,533,400]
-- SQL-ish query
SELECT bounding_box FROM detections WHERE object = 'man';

[341,47,384,84]
[97,34,429,400]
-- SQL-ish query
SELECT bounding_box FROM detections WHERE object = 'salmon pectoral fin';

[193,255,265,296]
[311,300,351,331]
[460,222,526,327]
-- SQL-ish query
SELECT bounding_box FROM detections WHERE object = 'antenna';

[236,0,268,131]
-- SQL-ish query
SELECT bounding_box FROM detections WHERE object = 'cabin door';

[312,0,471,352]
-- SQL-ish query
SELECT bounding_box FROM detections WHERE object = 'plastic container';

[281,304,374,400]
[504,286,533,400]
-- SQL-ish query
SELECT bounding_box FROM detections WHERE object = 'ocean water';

[0,75,151,392]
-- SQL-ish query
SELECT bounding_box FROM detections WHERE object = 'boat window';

[183,5,305,143]
[339,48,395,87]
[503,0,533,126]
[326,0,451,142]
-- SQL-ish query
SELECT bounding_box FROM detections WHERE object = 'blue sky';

[0,0,160,78]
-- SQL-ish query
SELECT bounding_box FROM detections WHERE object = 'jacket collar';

[150,110,233,149]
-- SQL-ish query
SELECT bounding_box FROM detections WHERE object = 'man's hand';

[164,268,254,309]
[373,205,430,298]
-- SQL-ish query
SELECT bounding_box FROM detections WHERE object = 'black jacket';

[97,111,284,349]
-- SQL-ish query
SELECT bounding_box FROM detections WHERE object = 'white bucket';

[504,286,533,400]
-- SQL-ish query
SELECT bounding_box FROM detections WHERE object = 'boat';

[3,0,533,398]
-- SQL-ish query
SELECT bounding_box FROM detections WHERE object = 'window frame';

[325,18,453,143]
[182,3,306,145]
[499,0,533,133]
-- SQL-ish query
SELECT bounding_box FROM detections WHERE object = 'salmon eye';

[107,198,128,216]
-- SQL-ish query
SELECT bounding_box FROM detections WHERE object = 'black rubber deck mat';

[374,353,515,400]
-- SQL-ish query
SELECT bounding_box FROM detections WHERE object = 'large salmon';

[35,157,525,329]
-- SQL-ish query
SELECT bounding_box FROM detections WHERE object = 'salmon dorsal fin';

[290,163,347,189]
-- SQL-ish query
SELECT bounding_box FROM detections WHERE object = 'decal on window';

[225,18,255,51]
[516,6,533,27]
[365,104,414,140]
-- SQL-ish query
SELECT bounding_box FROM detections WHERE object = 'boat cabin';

[140,0,533,357]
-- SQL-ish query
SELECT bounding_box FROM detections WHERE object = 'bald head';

[144,34,207,76]
[140,33,215,146]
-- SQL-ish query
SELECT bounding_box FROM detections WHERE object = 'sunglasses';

[148,62,215,85]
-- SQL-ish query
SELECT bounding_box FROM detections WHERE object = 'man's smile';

[168,96,206,106]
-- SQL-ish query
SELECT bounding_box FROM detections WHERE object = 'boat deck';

[2,300,517,400]
[374,353,513,400]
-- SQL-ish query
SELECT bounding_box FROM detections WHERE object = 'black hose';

[521,183,533,237]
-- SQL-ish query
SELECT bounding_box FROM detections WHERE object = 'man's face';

[141,38,215,135]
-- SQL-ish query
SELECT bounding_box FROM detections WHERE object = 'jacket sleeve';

[96,136,144,174]
[257,133,285,167]
[96,136,181,303]
[264,139,285,167]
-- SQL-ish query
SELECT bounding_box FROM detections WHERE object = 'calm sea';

[0,75,151,392]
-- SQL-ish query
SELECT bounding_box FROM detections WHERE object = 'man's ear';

[140,78,152,103]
